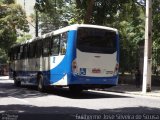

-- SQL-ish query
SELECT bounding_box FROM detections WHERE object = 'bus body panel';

[49,30,77,85]
[68,50,119,86]
[76,50,117,77]
[50,55,67,85]
[70,75,118,85]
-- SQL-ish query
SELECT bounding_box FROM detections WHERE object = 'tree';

[118,1,145,72]
[35,0,84,34]
[0,0,14,4]
[152,0,160,72]
[34,0,160,73]
[0,1,29,63]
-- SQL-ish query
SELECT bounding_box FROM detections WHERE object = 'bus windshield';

[77,27,116,54]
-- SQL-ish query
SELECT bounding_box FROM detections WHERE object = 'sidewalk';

[0,76,9,79]
[106,84,160,97]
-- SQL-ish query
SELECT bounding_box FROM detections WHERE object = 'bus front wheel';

[37,74,45,92]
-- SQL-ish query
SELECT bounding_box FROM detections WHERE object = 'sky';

[15,0,36,36]
[15,0,35,16]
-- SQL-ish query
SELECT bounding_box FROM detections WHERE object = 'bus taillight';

[114,63,119,75]
[72,59,78,73]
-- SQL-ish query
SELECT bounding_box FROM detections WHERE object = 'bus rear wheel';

[13,73,21,87]
[37,74,45,92]
[14,79,21,87]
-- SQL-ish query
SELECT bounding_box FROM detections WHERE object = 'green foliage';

[152,0,160,71]
[1,0,14,4]
[0,0,159,73]
[0,1,29,63]
[35,0,84,33]
[0,48,7,64]
[153,0,160,48]
[17,34,32,43]
[34,0,146,72]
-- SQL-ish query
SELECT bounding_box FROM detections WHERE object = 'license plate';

[92,69,101,73]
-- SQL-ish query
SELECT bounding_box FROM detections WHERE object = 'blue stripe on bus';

[14,70,118,86]
[50,30,119,86]
[50,30,77,84]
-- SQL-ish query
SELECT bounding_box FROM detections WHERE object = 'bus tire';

[14,80,21,87]
[37,74,45,92]
[13,73,21,87]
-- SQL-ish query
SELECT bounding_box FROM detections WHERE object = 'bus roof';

[53,24,118,35]
[10,24,118,48]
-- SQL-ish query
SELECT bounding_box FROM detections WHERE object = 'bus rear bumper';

[68,75,118,88]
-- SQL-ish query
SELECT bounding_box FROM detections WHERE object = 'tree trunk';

[84,0,94,24]
[76,0,82,8]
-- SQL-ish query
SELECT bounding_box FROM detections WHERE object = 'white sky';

[15,0,36,36]
[15,0,35,16]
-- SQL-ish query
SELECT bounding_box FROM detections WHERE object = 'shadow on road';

[0,105,160,120]
[0,78,160,120]
[0,82,48,98]
[44,87,131,99]
[0,80,130,99]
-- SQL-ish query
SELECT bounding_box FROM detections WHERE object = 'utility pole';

[24,0,26,40]
[35,0,39,37]
[24,0,25,9]
[142,0,152,93]
[35,10,38,37]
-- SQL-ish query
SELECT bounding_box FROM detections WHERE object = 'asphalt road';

[0,76,160,120]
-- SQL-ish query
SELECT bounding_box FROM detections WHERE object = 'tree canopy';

[34,0,160,73]
[0,0,29,63]
[0,0,160,73]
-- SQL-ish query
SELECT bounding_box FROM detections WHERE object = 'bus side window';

[17,46,21,60]
[50,35,60,55]
[29,43,36,58]
[20,45,24,59]
[24,45,28,59]
[42,38,50,57]
[35,40,42,58]
[13,47,17,60]
[60,32,67,55]
[8,49,12,61]
[16,47,19,60]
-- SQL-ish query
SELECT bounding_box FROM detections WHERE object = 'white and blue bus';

[9,24,119,92]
